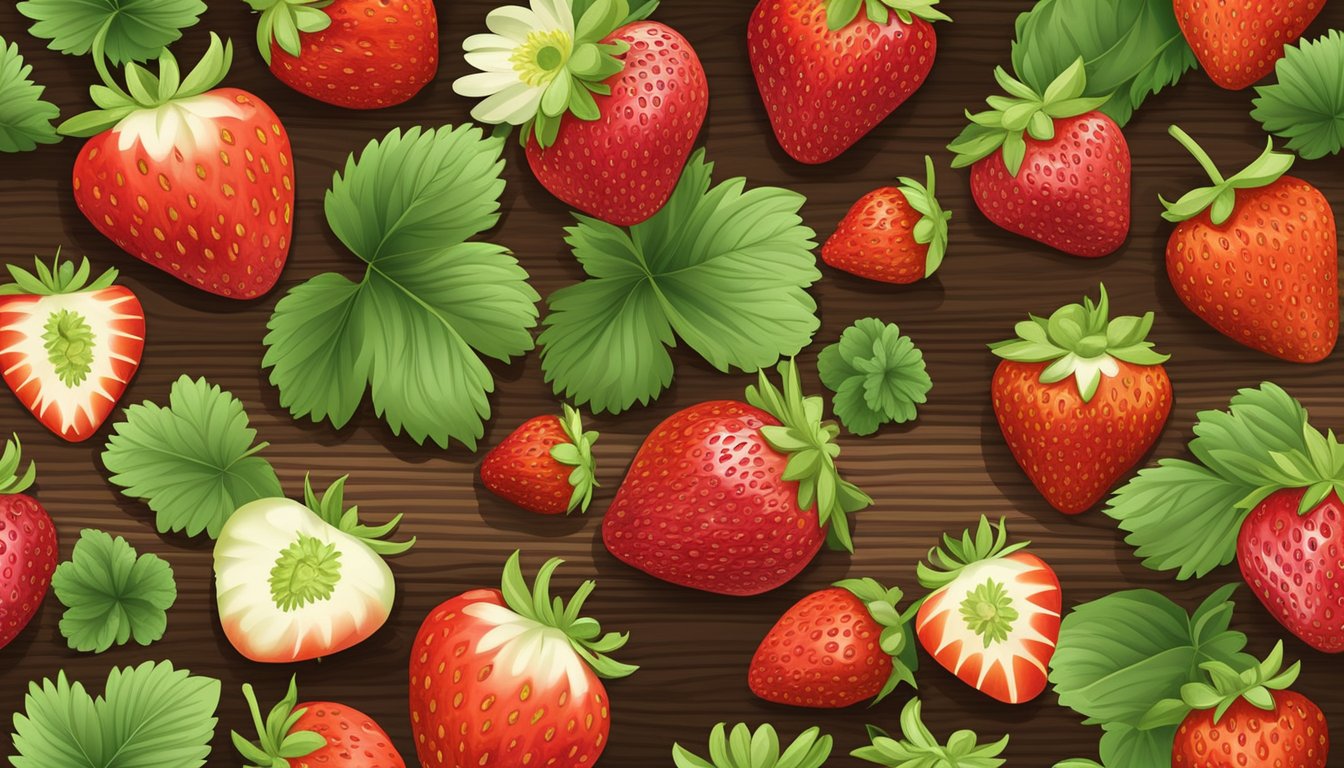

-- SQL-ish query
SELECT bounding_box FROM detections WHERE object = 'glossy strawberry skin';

[0,495,57,651]
[481,414,574,515]
[748,587,892,708]
[970,112,1131,258]
[1166,177,1338,363]
[748,0,936,164]
[1172,691,1329,767]
[71,88,294,300]
[269,0,438,109]
[992,359,1171,514]
[1174,0,1324,90]
[291,701,405,768]
[822,188,928,283]
[526,22,707,227]
[1237,488,1344,653]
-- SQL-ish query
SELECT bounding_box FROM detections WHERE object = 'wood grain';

[1,1,1343,765]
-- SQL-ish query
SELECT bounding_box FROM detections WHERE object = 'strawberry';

[914,516,1061,704]
[747,0,949,164]
[480,404,599,515]
[602,359,871,596]
[1174,0,1324,90]
[673,723,833,768]
[409,551,636,768]
[1161,126,1337,362]
[989,286,1172,514]
[748,578,917,708]
[949,59,1131,258]
[822,156,951,284]
[63,35,294,300]
[0,253,145,442]
[0,436,57,651]
[247,0,438,109]
[233,676,405,768]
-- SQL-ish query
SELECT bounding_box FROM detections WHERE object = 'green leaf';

[1097,723,1178,768]
[673,723,832,768]
[17,0,206,65]
[0,36,59,153]
[264,125,539,449]
[11,660,220,768]
[51,529,177,653]
[1251,30,1344,160]
[539,149,820,414]
[817,318,932,436]
[102,376,284,539]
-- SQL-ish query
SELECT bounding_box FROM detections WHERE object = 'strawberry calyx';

[0,435,37,496]
[897,155,951,277]
[0,249,120,297]
[824,0,951,32]
[834,578,919,703]
[745,358,872,553]
[948,58,1110,176]
[1160,125,1296,226]
[301,474,416,556]
[550,404,600,514]
[245,0,335,65]
[1139,641,1301,729]
[916,515,1028,590]
[988,285,1170,402]
[852,698,1010,766]
[672,723,833,768]
[231,676,329,768]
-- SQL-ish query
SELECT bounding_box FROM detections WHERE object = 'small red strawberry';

[0,253,145,442]
[749,578,918,708]
[247,0,439,109]
[949,59,1131,258]
[64,34,294,299]
[481,404,599,515]
[1161,126,1337,362]
[0,436,57,651]
[989,286,1172,514]
[602,359,871,596]
[747,0,949,164]
[233,676,405,768]
[1174,0,1324,90]
[822,156,951,284]
[409,551,636,768]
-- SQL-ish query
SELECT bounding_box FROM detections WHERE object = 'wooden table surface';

[2,1,1343,765]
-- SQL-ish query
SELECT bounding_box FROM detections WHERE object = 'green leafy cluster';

[917,516,1029,590]
[1159,126,1294,225]
[852,698,1008,767]
[834,578,919,702]
[818,318,931,436]
[0,433,37,495]
[825,0,950,32]
[246,0,335,64]
[52,529,177,653]
[673,723,832,768]
[232,677,328,768]
[551,404,601,513]
[17,0,205,65]
[0,36,59,153]
[1252,30,1344,160]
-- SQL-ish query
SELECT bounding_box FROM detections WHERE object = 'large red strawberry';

[247,0,438,109]
[748,578,917,708]
[822,155,951,284]
[1161,126,1337,362]
[409,551,636,768]
[0,436,57,651]
[949,59,1131,258]
[480,404,599,515]
[915,516,1061,704]
[63,34,294,299]
[602,359,871,596]
[233,676,405,767]
[747,0,949,164]
[0,253,145,442]
[989,286,1172,514]
[1174,0,1324,90]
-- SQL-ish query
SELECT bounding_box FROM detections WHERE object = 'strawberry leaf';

[673,723,832,768]
[1251,30,1344,160]
[1095,723,1178,768]
[852,698,1008,766]
[17,0,205,65]
[0,36,59,153]
[818,318,931,436]
[51,529,177,654]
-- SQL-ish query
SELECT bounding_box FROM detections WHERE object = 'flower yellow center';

[511,29,573,87]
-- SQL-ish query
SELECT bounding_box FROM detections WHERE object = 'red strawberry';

[915,516,1061,704]
[1161,126,1337,363]
[748,578,917,708]
[949,60,1131,257]
[1174,0,1324,90]
[747,0,948,164]
[602,360,871,596]
[822,156,951,284]
[0,436,57,651]
[409,552,636,768]
[989,286,1173,514]
[65,35,294,300]
[233,676,405,768]
[0,253,145,442]
[481,404,599,515]
[248,0,438,109]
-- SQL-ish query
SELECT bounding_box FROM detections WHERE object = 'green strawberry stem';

[231,676,328,768]
[1160,125,1296,226]
[550,404,600,514]
[834,578,920,703]
[746,359,872,552]
[897,155,952,277]
[916,516,1028,589]
[825,0,951,32]
[672,723,832,768]
[0,249,119,297]
[852,698,1010,766]
[499,550,637,679]
[1139,641,1302,729]
[0,435,36,496]
[988,285,1169,402]
[301,475,416,556]
[245,0,335,64]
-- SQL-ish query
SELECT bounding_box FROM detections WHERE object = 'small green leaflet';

[818,318,931,436]
[52,529,177,653]
[10,660,220,768]
[1252,30,1344,160]
[17,0,206,65]
[102,376,284,539]
[264,125,538,450]
[0,36,59,153]
[539,148,820,414]
[1011,0,1197,126]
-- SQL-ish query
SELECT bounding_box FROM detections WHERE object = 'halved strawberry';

[0,252,145,442]
[480,404,599,515]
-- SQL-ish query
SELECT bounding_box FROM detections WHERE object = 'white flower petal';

[533,0,574,34]
[463,32,519,54]
[472,82,544,125]
[464,49,517,73]
[454,71,522,98]
[486,6,543,41]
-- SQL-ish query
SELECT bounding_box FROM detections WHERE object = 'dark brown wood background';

[2,1,1343,765]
